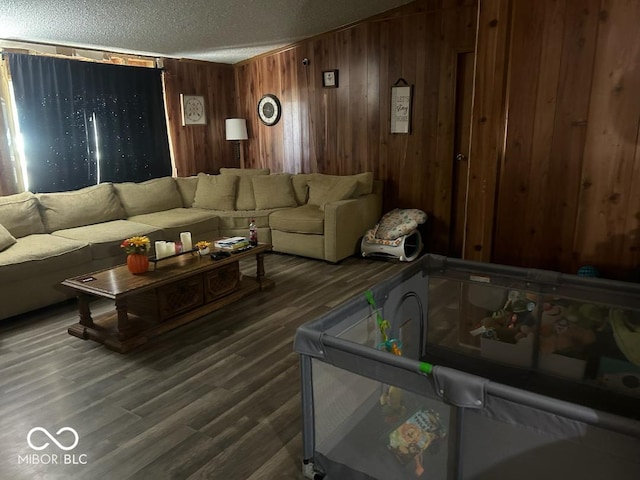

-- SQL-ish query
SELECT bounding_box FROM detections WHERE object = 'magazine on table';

[214,237,250,250]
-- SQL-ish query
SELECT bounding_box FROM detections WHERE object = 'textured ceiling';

[1,0,413,64]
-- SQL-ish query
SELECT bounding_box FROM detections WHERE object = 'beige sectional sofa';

[0,169,381,321]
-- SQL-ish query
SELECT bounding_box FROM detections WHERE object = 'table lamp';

[225,118,248,166]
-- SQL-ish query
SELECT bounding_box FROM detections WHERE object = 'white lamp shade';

[225,118,248,140]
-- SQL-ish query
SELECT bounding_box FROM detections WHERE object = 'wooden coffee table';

[63,243,274,353]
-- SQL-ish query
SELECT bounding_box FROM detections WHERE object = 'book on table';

[214,237,250,250]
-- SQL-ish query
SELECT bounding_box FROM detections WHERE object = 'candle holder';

[149,248,198,270]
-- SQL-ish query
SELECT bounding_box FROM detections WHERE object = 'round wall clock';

[257,94,281,126]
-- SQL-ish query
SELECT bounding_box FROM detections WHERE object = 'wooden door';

[450,51,475,258]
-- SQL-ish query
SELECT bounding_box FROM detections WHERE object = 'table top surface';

[62,243,271,299]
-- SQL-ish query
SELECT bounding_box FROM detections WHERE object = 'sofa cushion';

[52,220,164,261]
[307,175,359,209]
[220,168,271,175]
[307,175,333,206]
[193,174,238,210]
[37,183,126,232]
[309,177,359,211]
[0,191,46,238]
[269,205,325,235]
[294,173,373,209]
[0,224,17,252]
[175,176,199,207]
[127,208,219,240]
[0,234,91,283]
[207,209,275,230]
[318,172,373,197]
[220,168,270,211]
[114,177,183,216]
[350,172,374,197]
[291,174,315,205]
[251,174,297,210]
[298,172,373,204]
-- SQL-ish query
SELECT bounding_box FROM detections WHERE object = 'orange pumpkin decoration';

[127,253,149,274]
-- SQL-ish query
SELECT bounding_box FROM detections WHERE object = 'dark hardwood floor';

[0,253,408,480]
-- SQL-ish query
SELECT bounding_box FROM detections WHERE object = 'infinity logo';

[27,427,79,451]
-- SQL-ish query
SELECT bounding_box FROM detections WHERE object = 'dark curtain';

[7,53,171,193]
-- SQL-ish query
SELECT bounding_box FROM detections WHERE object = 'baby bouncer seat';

[361,208,427,262]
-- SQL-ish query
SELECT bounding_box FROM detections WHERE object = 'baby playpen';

[294,254,640,479]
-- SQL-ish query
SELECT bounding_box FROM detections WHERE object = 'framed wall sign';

[257,94,282,126]
[390,79,413,134]
[180,94,206,126]
[322,70,339,88]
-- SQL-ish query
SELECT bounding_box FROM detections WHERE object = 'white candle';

[166,242,175,257]
[155,241,166,259]
[180,232,192,251]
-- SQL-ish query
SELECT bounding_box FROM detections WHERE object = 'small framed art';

[180,94,206,126]
[322,70,339,88]
[390,81,413,134]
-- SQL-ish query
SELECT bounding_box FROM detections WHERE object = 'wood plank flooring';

[0,253,409,480]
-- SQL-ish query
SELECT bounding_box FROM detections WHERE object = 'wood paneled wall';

[234,0,477,254]
[463,0,511,262]
[163,59,238,176]
[230,0,640,278]
[161,0,639,279]
[487,0,640,279]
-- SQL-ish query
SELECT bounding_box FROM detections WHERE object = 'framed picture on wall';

[180,94,207,126]
[390,80,413,134]
[322,70,339,88]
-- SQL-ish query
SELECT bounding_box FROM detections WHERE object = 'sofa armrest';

[323,192,382,263]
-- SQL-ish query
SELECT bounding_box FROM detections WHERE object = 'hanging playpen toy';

[365,290,403,356]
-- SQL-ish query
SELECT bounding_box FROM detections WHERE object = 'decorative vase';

[127,253,149,274]
[198,247,210,256]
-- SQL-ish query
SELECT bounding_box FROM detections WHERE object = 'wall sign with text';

[390,83,413,134]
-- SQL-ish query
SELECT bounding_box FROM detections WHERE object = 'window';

[6,53,171,193]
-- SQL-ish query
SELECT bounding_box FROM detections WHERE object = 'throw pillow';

[351,172,374,197]
[0,223,17,252]
[192,173,238,210]
[318,177,359,211]
[307,176,358,209]
[308,172,374,197]
[175,176,199,207]
[220,168,270,210]
[37,184,126,232]
[306,175,337,207]
[375,208,427,240]
[251,174,297,210]
[113,177,182,216]
[291,174,315,205]
[0,191,45,237]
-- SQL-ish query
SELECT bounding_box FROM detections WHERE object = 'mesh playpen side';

[293,255,640,480]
